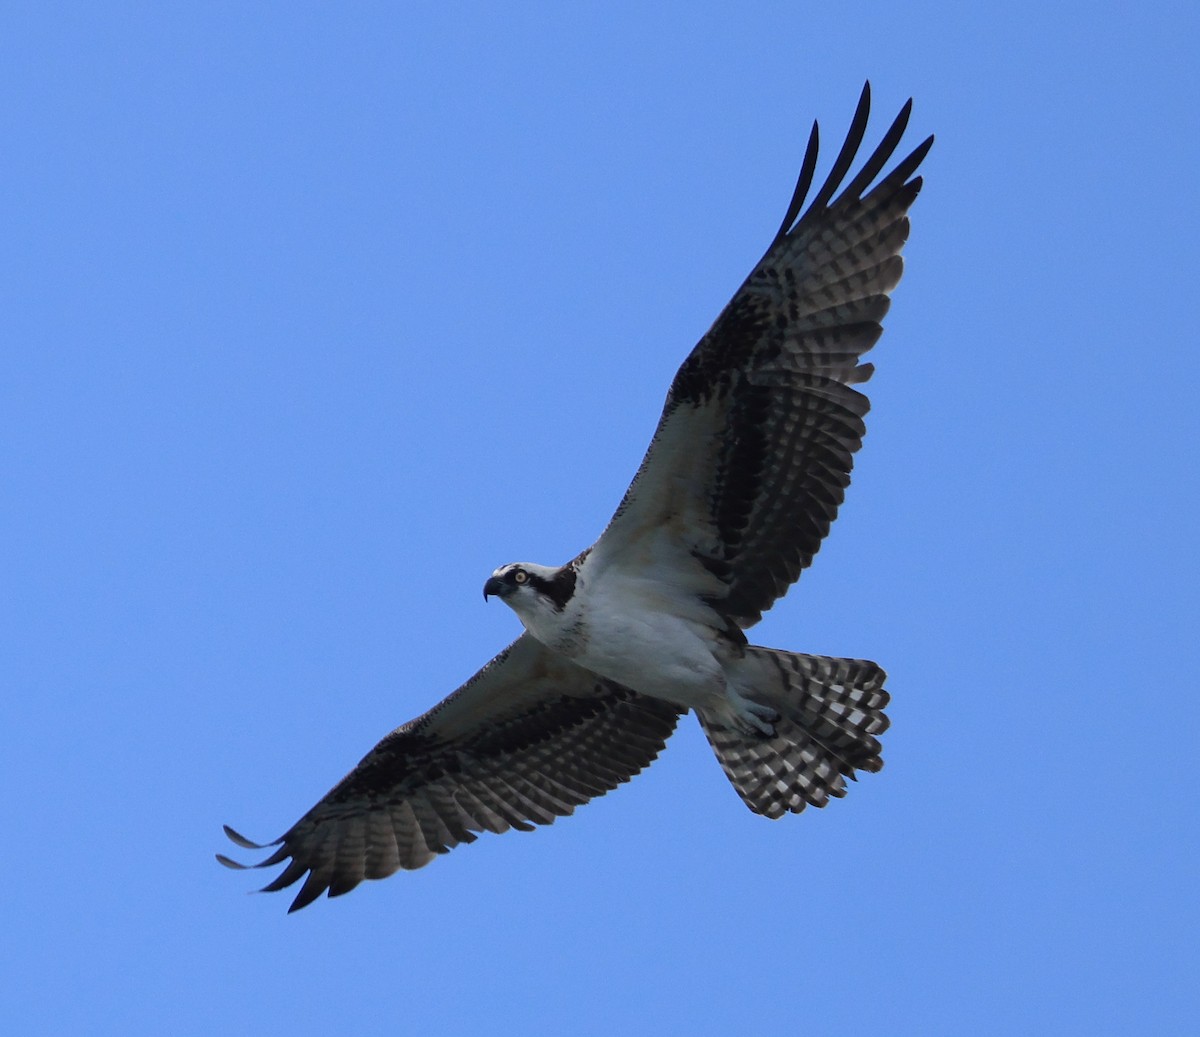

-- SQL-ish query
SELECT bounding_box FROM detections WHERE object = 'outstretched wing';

[219,634,683,911]
[592,83,933,627]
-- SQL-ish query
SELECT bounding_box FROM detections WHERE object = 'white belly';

[530,575,731,709]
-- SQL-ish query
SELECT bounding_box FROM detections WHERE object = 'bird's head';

[483,562,576,619]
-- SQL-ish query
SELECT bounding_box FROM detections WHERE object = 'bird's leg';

[725,689,780,737]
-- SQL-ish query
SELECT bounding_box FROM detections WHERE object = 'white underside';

[513,562,744,714]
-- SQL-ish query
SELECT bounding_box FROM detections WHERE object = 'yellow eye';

[513,569,529,585]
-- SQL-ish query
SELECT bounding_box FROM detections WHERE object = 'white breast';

[535,568,731,710]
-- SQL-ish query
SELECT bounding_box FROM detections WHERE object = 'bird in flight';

[220,83,932,912]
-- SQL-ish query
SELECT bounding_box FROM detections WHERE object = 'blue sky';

[3,3,1197,1034]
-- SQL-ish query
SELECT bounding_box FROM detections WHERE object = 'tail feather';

[697,649,889,819]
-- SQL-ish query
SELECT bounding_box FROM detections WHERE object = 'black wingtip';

[770,119,820,249]
[870,133,934,198]
[805,85,873,214]
[222,824,275,850]
[771,87,932,256]
[286,873,330,913]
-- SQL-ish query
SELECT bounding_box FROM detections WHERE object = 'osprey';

[220,84,932,911]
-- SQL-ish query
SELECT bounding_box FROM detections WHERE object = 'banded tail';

[697,649,889,819]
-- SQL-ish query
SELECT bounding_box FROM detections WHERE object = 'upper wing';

[218,634,683,911]
[591,84,932,627]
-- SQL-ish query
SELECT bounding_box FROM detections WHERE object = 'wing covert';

[594,83,932,626]
[218,635,683,911]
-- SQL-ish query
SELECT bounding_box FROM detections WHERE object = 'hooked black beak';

[483,576,506,601]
